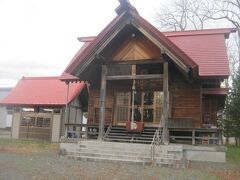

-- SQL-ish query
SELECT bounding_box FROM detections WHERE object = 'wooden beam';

[105,59,163,65]
[64,82,70,136]
[162,61,169,144]
[132,64,136,75]
[106,74,163,80]
[98,65,107,140]
[200,86,203,125]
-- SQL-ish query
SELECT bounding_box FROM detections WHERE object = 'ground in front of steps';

[0,147,239,180]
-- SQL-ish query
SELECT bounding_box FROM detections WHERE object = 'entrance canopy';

[0,77,86,107]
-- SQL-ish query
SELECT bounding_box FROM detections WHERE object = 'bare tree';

[154,0,212,31]
[187,0,212,29]
[155,0,188,31]
[206,0,240,69]
[227,34,240,75]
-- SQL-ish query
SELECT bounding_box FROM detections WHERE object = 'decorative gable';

[111,34,161,61]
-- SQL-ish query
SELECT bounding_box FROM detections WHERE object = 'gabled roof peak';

[115,0,138,15]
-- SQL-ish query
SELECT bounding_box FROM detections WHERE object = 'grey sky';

[0,0,160,87]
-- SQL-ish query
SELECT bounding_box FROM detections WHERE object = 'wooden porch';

[64,123,222,146]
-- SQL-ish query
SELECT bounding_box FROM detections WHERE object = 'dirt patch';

[0,150,239,180]
[188,161,240,180]
[0,140,239,180]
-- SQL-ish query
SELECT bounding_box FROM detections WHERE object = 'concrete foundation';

[60,141,226,163]
[183,145,226,162]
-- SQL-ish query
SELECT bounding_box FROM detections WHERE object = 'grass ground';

[0,139,239,180]
[226,145,240,164]
[0,139,59,153]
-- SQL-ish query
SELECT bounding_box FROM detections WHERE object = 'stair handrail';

[103,123,112,140]
[150,128,162,164]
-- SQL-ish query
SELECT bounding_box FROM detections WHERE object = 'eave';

[65,11,198,80]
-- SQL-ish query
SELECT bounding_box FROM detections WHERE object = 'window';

[21,116,35,126]
[21,116,51,127]
[36,117,51,127]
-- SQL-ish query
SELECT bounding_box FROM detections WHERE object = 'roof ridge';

[22,76,60,80]
[78,28,236,42]
[163,28,236,37]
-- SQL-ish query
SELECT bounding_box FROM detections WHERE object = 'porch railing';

[64,124,99,139]
[150,128,162,164]
[103,123,112,140]
[64,124,106,140]
[169,127,222,145]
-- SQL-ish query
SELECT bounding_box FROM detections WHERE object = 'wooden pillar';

[98,65,107,140]
[131,65,136,123]
[192,129,195,145]
[162,61,169,144]
[64,82,70,137]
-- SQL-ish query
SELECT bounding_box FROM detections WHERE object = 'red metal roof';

[59,72,80,81]
[73,28,235,77]
[163,28,235,37]
[0,77,85,107]
[63,1,236,78]
[166,29,235,77]
[64,10,199,77]
[131,12,198,70]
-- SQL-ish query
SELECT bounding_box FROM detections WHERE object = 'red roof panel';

[0,77,85,106]
[63,1,236,79]
[167,32,231,77]
[64,12,198,76]
[163,28,235,37]
[131,12,197,69]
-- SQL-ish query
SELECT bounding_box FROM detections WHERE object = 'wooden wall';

[170,66,201,128]
[111,33,161,61]
[87,63,221,128]
[87,88,114,125]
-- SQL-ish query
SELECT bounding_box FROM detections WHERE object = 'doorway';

[114,91,163,125]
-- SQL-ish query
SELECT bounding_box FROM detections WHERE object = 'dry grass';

[0,139,59,154]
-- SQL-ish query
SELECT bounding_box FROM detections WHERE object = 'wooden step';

[104,125,160,144]
[104,137,152,144]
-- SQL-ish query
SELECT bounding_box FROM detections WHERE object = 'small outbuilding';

[0,88,12,129]
[0,76,88,142]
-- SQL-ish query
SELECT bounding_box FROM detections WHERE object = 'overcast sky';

[0,0,162,87]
